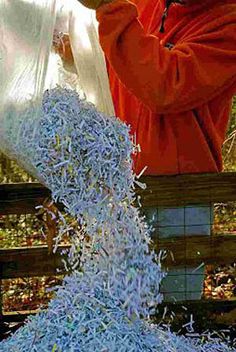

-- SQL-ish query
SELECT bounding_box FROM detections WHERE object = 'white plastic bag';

[0,0,114,178]
[68,0,114,114]
[53,0,114,115]
[0,0,56,177]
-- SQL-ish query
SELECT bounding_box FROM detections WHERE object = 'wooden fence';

[0,172,236,331]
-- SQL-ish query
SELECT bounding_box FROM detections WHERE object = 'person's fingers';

[53,33,74,65]
[62,37,74,65]
[52,31,64,51]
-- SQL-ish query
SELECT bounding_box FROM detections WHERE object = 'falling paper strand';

[0,87,235,352]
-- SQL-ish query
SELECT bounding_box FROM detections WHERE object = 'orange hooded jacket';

[96,0,236,176]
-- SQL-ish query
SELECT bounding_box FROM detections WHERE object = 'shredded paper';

[0,87,235,351]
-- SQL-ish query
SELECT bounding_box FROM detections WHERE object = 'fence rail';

[1,172,236,214]
[0,172,236,333]
[0,234,236,280]
[0,173,236,276]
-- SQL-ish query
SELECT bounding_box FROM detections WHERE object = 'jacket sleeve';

[96,0,236,114]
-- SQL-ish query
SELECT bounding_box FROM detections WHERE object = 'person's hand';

[77,0,113,10]
[53,32,77,73]
[53,32,74,66]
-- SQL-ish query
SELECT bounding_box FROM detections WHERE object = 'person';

[55,0,236,301]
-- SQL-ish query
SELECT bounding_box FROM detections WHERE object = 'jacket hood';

[159,0,225,32]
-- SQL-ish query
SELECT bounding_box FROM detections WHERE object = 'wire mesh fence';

[0,203,235,314]
[0,152,236,341]
[141,203,236,302]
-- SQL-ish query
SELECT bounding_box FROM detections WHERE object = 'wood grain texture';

[0,183,50,214]
[0,245,71,279]
[151,233,236,267]
[1,234,235,279]
[137,172,236,207]
[0,173,235,214]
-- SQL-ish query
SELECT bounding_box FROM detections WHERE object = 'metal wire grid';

[0,152,235,314]
[141,202,236,302]
[0,203,235,314]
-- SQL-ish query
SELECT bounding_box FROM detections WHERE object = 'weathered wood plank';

[0,245,71,279]
[0,234,235,279]
[151,233,236,267]
[138,172,236,207]
[0,183,50,214]
[0,173,236,214]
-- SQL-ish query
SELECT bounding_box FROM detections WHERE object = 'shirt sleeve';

[96,0,236,114]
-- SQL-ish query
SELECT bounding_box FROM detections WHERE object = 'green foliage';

[0,214,47,248]
[0,154,34,183]
[228,97,236,135]
[2,276,64,313]
[223,96,236,171]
